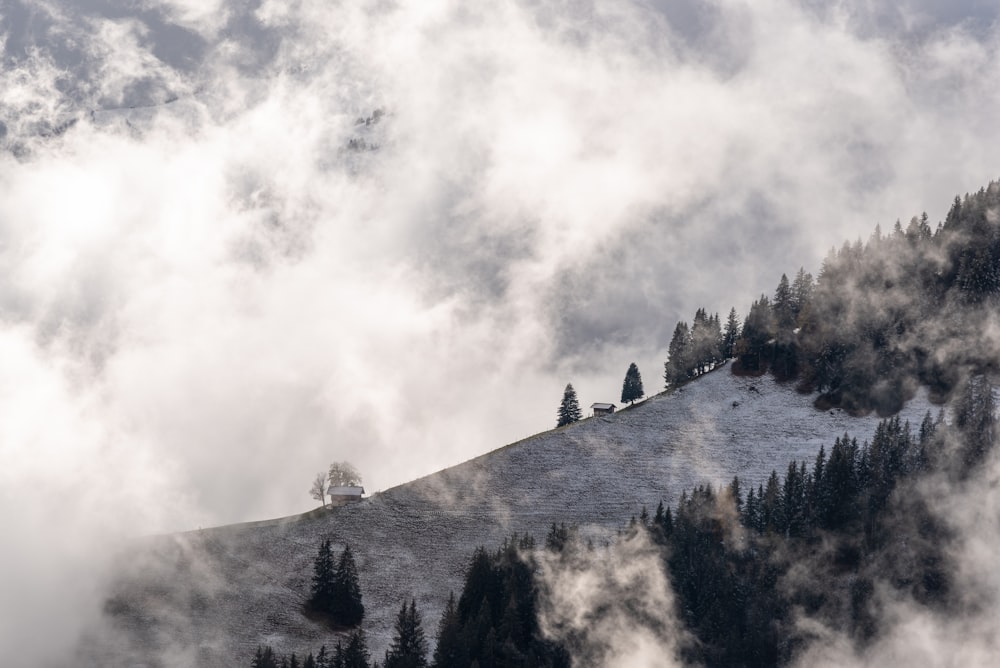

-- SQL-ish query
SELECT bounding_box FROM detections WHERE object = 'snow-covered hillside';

[87,368,935,666]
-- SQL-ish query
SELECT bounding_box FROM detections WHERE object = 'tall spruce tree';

[384,600,428,668]
[722,307,740,359]
[664,321,691,385]
[620,363,644,404]
[790,267,813,321]
[342,629,371,668]
[773,274,795,331]
[432,593,465,668]
[556,384,582,427]
[332,544,365,626]
[307,539,337,615]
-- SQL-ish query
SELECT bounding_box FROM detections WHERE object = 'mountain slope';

[88,368,935,666]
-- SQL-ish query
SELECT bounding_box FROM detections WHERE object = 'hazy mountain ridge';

[88,369,935,666]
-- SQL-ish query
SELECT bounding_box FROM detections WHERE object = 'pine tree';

[307,539,337,615]
[722,307,740,359]
[791,267,814,321]
[252,646,280,668]
[432,593,466,668]
[690,308,722,374]
[342,629,371,668]
[773,274,794,331]
[620,362,644,404]
[384,599,428,668]
[332,544,365,626]
[664,321,691,385]
[556,384,582,427]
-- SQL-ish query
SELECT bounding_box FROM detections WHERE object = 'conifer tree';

[432,593,465,668]
[307,539,337,615]
[790,267,813,320]
[773,273,795,331]
[384,599,428,668]
[342,629,371,668]
[664,321,691,385]
[690,309,722,374]
[332,544,365,626]
[556,384,582,427]
[252,646,280,668]
[722,307,740,359]
[620,363,644,404]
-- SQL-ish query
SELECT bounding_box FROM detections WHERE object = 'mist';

[2,0,1000,664]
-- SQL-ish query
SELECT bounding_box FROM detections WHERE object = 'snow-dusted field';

[89,367,935,666]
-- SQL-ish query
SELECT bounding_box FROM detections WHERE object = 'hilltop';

[85,367,934,666]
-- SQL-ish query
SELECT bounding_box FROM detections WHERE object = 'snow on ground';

[88,367,935,666]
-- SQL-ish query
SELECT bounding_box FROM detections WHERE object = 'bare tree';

[328,461,362,487]
[310,472,327,507]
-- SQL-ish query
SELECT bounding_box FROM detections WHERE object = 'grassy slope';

[89,368,935,666]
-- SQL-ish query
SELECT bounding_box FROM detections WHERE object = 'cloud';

[2,0,1000,662]
[536,530,690,667]
[2,0,999,524]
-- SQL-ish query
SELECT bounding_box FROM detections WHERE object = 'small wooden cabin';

[591,402,616,416]
[328,485,365,506]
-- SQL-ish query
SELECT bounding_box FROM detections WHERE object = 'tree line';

[661,181,1000,414]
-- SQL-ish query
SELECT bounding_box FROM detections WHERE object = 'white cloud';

[3,1,1000,661]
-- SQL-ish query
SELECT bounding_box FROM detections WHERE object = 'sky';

[1,0,1000,660]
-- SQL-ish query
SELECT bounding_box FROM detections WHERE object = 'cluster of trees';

[306,540,365,628]
[433,536,569,667]
[636,375,994,665]
[676,181,1000,414]
[255,534,569,668]
[250,631,370,668]
[250,599,429,668]
[311,462,363,507]
[664,307,735,385]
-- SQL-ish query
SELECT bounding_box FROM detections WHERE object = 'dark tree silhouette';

[620,363,644,405]
[556,384,582,427]
[664,321,691,386]
[306,539,337,615]
[432,593,465,668]
[722,307,740,359]
[342,629,371,668]
[384,599,428,668]
[332,544,365,626]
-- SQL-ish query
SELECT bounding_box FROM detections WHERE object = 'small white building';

[591,403,616,416]
[328,486,365,506]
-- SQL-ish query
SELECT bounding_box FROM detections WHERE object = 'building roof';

[328,486,365,496]
[591,403,616,410]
